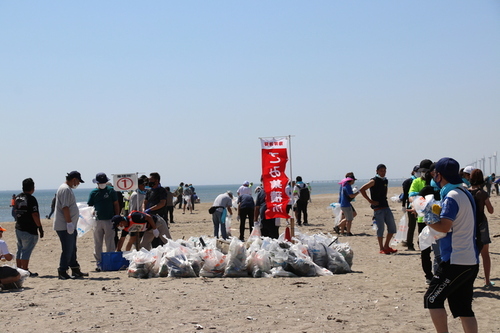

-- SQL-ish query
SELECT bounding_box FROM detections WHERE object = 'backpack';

[15,193,29,219]
[298,185,310,202]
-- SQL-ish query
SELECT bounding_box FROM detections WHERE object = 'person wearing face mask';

[424,157,480,333]
[87,173,120,272]
[408,159,442,284]
[54,171,88,279]
[143,172,169,247]
[359,164,397,254]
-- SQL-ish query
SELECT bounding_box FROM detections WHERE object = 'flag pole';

[288,135,295,238]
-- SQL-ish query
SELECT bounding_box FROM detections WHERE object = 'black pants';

[418,223,433,280]
[406,211,417,248]
[296,201,308,224]
[261,219,279,239]
[165,206,174,223]
[238,207,254,240]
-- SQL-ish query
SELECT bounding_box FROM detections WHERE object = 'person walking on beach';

[210,191,233,240]
[182,183,193,214]
[335,173,360,236]
[424,157,479,333]
[10,194,16,221]
[359,164,397,254]
[54,171,88,279]
[469,168,495,287]
[174,182,184,209]
[14,178,44,276]
[46,194,56,219]
[293,176,310,226]
[87,173,120,272]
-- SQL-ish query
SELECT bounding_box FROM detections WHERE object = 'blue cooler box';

[101,252,129,271]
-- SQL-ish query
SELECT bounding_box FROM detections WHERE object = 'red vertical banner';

[260,137,290,219]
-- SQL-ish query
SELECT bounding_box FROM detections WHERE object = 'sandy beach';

[1,188,499,333]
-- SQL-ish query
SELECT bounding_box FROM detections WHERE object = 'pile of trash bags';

[123,231,353,279]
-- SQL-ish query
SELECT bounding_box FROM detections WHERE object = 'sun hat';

[93,172,110,184]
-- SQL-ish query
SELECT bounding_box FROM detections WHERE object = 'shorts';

[479,220,491,245]
[373,208,396,238]
[341,206,354,221]
[424,261,479,318]
[15,229,39,260]
[0,266,20,279]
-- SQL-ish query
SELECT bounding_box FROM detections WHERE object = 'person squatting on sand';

[14,178,44,277]
[0,225,22,290]
[424,157,480,333]
[87,172,120,272]
[359,164,397,254]
[54,171,88,280]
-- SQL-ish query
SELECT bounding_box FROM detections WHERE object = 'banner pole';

[288,135,295,239]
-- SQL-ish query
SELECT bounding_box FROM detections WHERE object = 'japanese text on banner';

[260,137,290,219]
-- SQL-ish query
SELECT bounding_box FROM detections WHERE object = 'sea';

[0,179,405,223]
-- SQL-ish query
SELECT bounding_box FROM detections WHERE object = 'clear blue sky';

[1,1,499,190]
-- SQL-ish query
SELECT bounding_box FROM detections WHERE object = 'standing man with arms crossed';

[424,157,480,333]
[359,164,397,254]
[54,171,88,279]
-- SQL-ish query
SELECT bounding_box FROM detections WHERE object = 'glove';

[67,222,75,234]
[152,228,160,238]
[145,208,152,214]
[38,226,44,238]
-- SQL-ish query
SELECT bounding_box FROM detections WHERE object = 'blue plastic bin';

[101,252,129,271]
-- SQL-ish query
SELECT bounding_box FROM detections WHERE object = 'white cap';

[463,166,476,174]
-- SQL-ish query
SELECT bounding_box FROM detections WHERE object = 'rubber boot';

[71,266,89,278]
[58,269,72,280]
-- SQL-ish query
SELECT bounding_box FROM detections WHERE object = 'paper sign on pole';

[113,173,138,191]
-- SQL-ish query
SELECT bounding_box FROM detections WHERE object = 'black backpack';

[15,193,29,219]
[298,185,310,202]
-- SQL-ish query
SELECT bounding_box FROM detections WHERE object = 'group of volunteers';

[337,158,493,333]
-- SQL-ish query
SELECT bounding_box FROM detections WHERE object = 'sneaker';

[95,266,102,272]
[387,247,398,253]
[28,271,39,277]
[346,232,354,236]
[303,222,309,226]
[406,246,416,251]
[379,249,391,255]
[333,226,340,235]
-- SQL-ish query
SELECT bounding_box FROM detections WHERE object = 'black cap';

[376,164,386,170]
[93,172,110,184]
[67,171,85,183]
[418,159,433,173]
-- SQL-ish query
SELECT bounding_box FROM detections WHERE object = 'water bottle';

[372,219,378,231]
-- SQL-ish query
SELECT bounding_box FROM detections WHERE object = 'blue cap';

[93,172,109,184]
[435,157,463,185]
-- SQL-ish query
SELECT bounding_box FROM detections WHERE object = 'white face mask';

[98,184,107,190]
[71,184,79,189]
[117,226,125,231]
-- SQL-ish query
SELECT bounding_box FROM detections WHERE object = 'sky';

[1,1,499,191]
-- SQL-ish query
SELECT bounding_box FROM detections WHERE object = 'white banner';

[113,173,138,191]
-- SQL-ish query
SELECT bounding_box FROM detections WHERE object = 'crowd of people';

[1,160,497,333]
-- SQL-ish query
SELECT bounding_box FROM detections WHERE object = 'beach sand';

[1,188,499,332]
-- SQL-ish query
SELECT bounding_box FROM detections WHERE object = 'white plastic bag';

[391,214,409,246]
[418,226,447,250]
[330,203,342,227]
[76,203,96,237]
